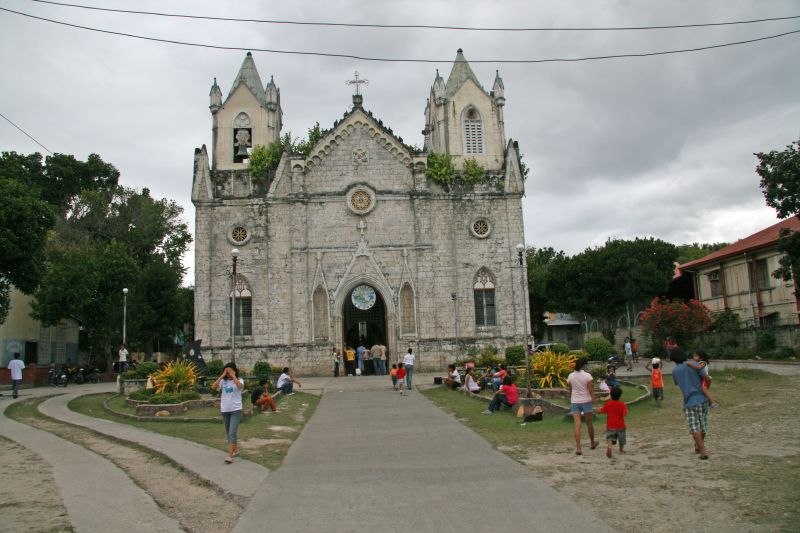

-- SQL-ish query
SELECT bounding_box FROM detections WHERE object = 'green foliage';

[640,299,713,346]
[462,158,486,184]
[584,337,614,360]
[425,152,456,184]
[525,246,566,339]
[589,365,606,381]
[504,345,525,366]
[531,351,576,388]
[151,360,198,394]
[756,136,800,280]
[293,122,325,156]
[122,361,159,380]
[247,144,272,178]
[128,388,156,401]
[551,343,570,355]
[252,361,273,384]
[676,242,729,264]
[518,154,530,180]
[755,329,777,352]
[713,310,742,331]
[205,359,224,377]
[148,391,201,404]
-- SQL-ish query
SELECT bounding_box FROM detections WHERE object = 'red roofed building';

[678,218,800,327]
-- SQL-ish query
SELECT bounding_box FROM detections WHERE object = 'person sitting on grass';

[598,385,628,458]
[250,379,276,413]
[686,350,719,408]
[444,363,461,390]
[605,365,619,389]
[463,367,481,396]
[276,367,301,396]
[483,375,518,414]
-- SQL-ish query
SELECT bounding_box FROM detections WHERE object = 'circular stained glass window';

[350,191,372,212]
[472,220,490,237]
[232,226,248,243]
[351,285,377,310]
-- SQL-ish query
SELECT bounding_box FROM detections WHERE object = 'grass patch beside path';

[70,392,320,470]
[424,367,800,533]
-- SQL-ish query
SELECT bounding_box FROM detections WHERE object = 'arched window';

[473,269,496,327]
[313,286,329,341]
[400,283,416,336]
[233,112,252,163]
[462,106,484,155]
[230,275,252,336]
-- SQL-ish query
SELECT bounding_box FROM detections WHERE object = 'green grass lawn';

[70,392,320,469]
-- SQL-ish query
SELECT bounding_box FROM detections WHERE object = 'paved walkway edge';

[39,393,269,499]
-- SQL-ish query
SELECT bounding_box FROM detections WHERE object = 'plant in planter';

[151,360,198,394]
[532,351,576,388]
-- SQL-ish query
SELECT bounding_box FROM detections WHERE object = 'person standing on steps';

[7,352,24,399]
[212,363,244,464]
[403,348,415,390]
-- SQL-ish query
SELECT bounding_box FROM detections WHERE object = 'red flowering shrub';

[640,299,713,346]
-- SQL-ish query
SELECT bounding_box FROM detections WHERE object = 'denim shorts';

[570,401,594,415]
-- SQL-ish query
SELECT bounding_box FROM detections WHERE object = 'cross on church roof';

[346,71,369,96]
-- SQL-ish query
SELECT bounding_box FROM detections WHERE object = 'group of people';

[568,344,718,460]
[334,342,390,377]
[211,364,302,464]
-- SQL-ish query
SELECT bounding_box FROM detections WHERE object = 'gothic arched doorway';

[342,284,386,354]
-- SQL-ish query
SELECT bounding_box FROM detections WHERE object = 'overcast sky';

[2,0,799,284]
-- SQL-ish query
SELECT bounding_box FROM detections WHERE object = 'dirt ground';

[6,406,243,533]
[519,371,800,533]
[0,436,72,533]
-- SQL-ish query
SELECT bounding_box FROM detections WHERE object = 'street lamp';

[516,243,532,397]
[230,248,240,365]
[122,288,128,346]
[451,292,459,364]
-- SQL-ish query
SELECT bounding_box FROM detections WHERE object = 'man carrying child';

[670,348,711,460]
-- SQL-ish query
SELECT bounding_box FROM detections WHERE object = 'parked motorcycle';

[48,366,68,387]
[81,366,101,384]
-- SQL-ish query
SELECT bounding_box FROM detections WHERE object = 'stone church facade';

[192,50,529,374]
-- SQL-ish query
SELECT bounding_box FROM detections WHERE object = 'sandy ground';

[519,374,799,533]
[0,436,72,533]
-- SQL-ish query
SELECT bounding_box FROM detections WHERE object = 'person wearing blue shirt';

[670,348,710,460]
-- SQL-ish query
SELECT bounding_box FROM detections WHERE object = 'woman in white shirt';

[463,367,481,396]
[566,358,597,455]
[212,362,244,464]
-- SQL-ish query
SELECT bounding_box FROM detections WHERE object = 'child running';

[389,364,399,390]
[396,363,407,395]
[644,357,664,407]
[598,385,628,458]
[686,350,719,408]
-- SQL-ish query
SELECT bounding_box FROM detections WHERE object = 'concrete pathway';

[39,390,268,498]
[233,375,613,532]
[0,390,182,533]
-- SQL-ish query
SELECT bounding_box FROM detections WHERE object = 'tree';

[525,246,566,338]
[676,242,729,264]
[756,135,800,280]
[640,299,713,346]
[545,238,678,338]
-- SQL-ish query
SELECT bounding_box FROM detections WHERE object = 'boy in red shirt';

[598,385,628,458]
[397,363,407,395]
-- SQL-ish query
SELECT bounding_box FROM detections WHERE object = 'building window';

[708,270,722,298]
[233,112,252,163]
[749,258,770,291]
[400,283,416,335]
[473,268,496,326]
[313,286,329,341]
[230,275,252,336]
[470,219,491,238]
[462,107,484,155]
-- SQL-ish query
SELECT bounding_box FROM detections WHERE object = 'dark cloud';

[1,0,798,275]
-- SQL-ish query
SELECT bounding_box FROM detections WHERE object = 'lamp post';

[451,292,459,364]
[122,288,128,346]
[516,243,532,397]
[230,248,240,365]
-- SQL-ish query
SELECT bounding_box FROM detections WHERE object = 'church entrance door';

[342,284,386,375]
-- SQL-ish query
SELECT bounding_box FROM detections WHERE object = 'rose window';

[232,226,248,243]
[472,220,489,237]
[350,191,372,212]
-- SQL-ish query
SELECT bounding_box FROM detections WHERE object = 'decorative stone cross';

[346,71,369,95]
[357,220,367,236]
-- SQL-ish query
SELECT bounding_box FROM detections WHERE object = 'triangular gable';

[504,140,525,194]
[191,145,213,201]
[225,52,267,106]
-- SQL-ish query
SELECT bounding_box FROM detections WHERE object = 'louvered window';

[463,107,484,154]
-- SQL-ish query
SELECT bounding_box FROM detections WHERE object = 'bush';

[755,329,777,352]
[121,361,158,380]
[589,365,606,381]
[504,345,526,366]
[148,391,201,404]
[253,361,272,384]
[151,360,198,394]
[584,337,613,360]
[128,388,156,401]
[531,352,576,388]
[205,359,224,377]
[774,346,796,360]
[475,354,503,369]
[552,343,570,355]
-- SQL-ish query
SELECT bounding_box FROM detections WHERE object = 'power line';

[0,111,53,154]
[2,6,799,64]
[27,0,800,32]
